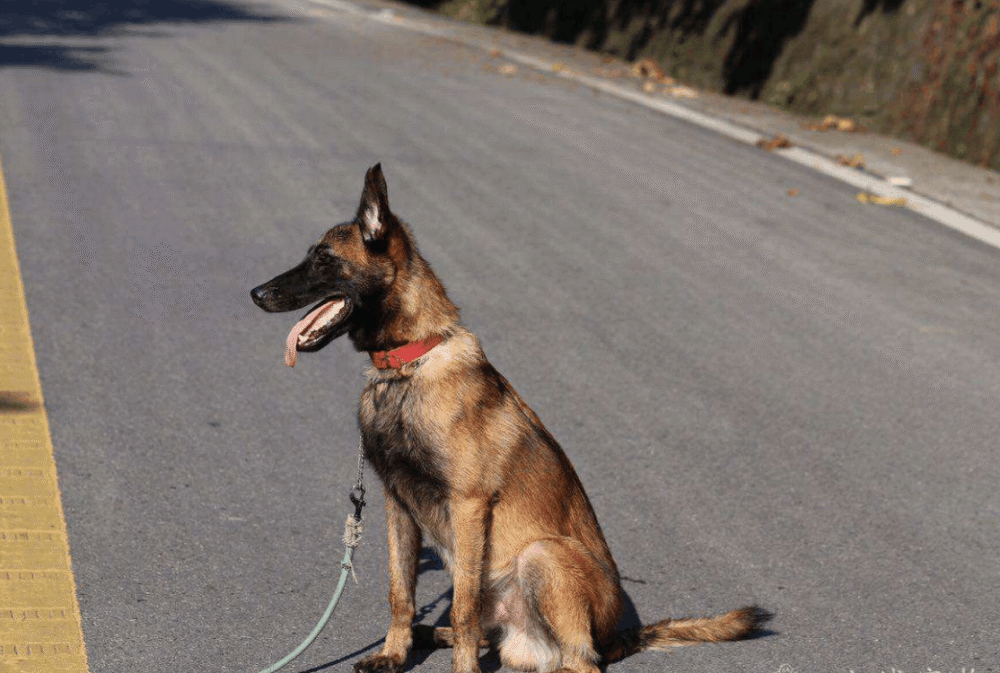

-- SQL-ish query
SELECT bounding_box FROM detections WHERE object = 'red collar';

[369,335,444,369]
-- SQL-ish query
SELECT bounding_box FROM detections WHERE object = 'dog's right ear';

[357,163,393,244]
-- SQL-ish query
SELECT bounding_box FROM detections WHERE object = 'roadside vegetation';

[406,0,1000,171]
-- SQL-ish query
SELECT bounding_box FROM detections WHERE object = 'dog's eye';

[310,245,339,269]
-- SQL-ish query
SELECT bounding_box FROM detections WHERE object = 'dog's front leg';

[355,491,421,673]
[449,497,489,673]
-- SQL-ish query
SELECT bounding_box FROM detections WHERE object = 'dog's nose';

[250,285,272,308]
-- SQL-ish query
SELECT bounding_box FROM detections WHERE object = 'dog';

[251,165,770,673]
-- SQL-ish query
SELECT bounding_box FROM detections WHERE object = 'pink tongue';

[284,299,346,367]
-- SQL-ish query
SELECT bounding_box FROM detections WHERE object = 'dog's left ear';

[357,163,393,244]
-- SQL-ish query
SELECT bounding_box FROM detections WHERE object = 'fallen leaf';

[890,147,903,156]
[836,153,866,169]
[552,62,567,72]
[489,48,501,58]
[787,188,800,197]
[498,63,518,77]
[631,57,665,80]
[667,85,699,99]
[756,133,792,151]
[802,114,864,133]
[856,192,907,207]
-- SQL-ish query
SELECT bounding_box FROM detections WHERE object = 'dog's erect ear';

[357,163,393,244]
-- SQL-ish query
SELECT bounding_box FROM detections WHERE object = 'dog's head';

[251,163,427,366]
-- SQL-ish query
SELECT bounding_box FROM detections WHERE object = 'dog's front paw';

[354,653,404,673]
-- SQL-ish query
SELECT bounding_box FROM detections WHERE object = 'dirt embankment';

[407,0,1000,171]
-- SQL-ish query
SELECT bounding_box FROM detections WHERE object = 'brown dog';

[251,165,770,673]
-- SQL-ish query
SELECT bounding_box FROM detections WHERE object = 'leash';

[255,438,367,673]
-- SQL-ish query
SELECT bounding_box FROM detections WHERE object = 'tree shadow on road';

[0,0,289,74]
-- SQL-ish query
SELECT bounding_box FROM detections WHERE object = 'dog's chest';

[359,375,452,537]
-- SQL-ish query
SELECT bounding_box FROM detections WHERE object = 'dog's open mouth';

[284,296,351,367]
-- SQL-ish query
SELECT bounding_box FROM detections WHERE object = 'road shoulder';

[0,150,90,672]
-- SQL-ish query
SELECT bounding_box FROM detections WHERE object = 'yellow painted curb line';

[0,151,90,672]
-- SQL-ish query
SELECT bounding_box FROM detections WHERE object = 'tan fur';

[253,166,770,673]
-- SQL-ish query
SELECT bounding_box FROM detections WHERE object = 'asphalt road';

[2,1,999,672]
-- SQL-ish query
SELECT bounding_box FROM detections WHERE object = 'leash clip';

[349,484,366,520]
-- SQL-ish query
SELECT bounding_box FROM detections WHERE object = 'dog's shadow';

[304,548,646,673]
[407,550,645,673]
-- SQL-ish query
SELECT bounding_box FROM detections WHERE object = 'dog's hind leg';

[494,538,620,673]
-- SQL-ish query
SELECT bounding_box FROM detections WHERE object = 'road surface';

[1,1,998,672]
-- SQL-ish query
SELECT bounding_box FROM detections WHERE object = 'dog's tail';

[602,605,772,663]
